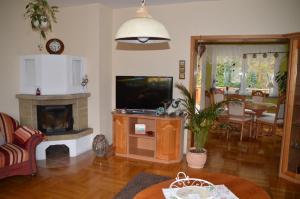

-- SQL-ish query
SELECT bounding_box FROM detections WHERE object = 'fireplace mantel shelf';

[16,93,91,100]
[44,128,93,141]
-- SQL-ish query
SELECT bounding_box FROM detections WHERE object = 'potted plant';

[176,83,224,168]
[24,0,59,39]
[275,71,288,94]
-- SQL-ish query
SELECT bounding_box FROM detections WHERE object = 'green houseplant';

[176,83,224,168]
[275,71,288,94]
[24,0,59,39]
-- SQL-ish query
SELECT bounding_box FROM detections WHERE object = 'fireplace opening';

[37,105,74,135]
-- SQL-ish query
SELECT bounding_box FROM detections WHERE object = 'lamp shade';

[115,1,170,44]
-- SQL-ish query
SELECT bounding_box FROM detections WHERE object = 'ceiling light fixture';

[115,0,170,44]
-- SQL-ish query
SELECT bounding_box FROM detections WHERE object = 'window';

[215,57,242,94]
[207,44,288,96]
[215,55,276,95]
[245,56,275,95]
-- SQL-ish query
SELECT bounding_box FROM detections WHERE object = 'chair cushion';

[0,113,19,144]
[245,109,255,115]
[257,113,284,124]
[14,126,42,148]
[257,114,275,124]
[262,112,275,117]
[229,116,252,122]
[0,143,29,168]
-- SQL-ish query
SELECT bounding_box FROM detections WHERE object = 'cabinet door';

[280,37,300,183]
[113,116,128,154]
[68,56,85,93]
[156,119,181,161]
[20,56,41,94]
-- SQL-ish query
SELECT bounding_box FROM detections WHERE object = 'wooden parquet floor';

[0,134,300,199]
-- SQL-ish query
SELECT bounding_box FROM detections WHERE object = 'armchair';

[0,112,43,179]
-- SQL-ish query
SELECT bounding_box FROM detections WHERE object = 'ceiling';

[49,0,218,8]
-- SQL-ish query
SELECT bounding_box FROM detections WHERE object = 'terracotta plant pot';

[186,148,207,169]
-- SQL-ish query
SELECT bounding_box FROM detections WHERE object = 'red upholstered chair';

[0,112,43,179]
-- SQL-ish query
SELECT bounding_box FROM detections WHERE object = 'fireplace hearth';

[37,105,74,135]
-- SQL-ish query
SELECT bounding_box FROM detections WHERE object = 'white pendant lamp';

[115,0,170,44]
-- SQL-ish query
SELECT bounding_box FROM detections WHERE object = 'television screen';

[116,76,173,110]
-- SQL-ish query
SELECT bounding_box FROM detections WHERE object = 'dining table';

[244,99,277,138]
[245,99,277,117]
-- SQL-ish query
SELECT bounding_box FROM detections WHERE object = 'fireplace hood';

[20,55,86,95]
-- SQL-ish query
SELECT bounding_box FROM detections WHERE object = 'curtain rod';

[243,51,288,59]
[243,51,288,55]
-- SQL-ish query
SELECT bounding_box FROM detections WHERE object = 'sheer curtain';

[206,44,287,96]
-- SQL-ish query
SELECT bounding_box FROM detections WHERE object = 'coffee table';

[134,172,271,199]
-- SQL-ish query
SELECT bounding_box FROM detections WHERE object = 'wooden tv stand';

[112,112,184,163]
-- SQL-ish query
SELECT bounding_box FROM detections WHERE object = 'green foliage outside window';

[215,60,241,88]
[246,60,274,90]
[246,71,258,88]
[215,56,276,94]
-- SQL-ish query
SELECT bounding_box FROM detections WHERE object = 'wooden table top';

[245,101,276,116]
[134,172,271,199]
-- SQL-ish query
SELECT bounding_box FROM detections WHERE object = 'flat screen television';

[116,76,173,110]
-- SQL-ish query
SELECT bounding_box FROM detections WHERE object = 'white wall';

[99,5,113,142]
[112,0,300,149]
[0,0,112,143]
[0,0,38,119]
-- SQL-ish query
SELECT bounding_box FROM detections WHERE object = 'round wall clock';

[46,38,64,54]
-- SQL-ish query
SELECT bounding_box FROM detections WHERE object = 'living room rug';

[113,172,171,199]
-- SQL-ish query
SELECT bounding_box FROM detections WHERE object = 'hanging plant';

[24,0,58,39]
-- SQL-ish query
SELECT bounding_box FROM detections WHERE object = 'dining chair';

[211,88,225,104]
[205,90,213,108]
[255,95,286,138]
[205,90,227,135]
[226,94,246,101]
[252,90,265,103]
[226,95,252,141]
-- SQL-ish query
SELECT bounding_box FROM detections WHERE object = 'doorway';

[188,35,290,146]
[189,33,300,184]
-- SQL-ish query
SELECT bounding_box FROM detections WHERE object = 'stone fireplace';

[16,93,93,160]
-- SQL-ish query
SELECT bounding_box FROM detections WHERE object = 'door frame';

[188,33,300,183]
[279,34,300,183]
